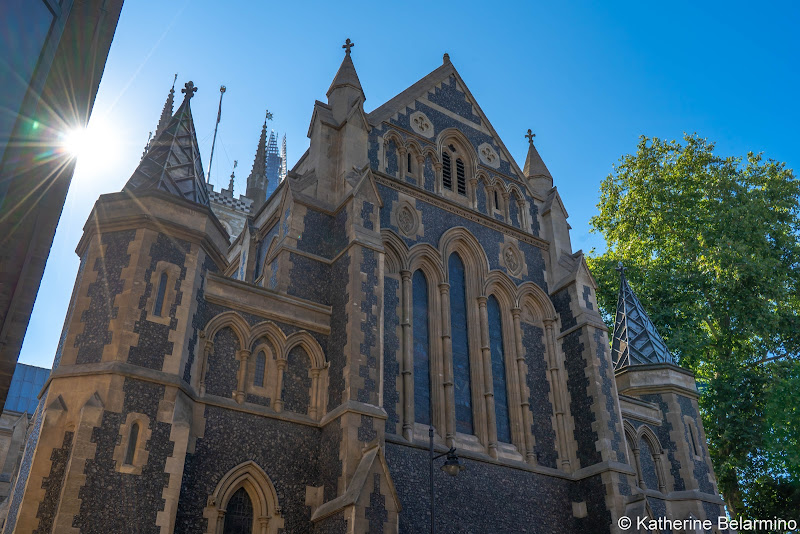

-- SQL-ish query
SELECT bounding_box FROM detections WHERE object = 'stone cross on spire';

[525,129,536,145]
[181,81,197,101]
[265,110,273,122]
[342,38,354,55]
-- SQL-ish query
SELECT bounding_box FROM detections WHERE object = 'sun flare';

[59,116,118,175]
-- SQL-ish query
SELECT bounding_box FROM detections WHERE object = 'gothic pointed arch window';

[487,296,511,443]
[412,270,431,424]
[449,253,473,434]
[223,487,254,534]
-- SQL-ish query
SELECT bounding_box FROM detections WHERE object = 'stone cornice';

[205,272,332,334]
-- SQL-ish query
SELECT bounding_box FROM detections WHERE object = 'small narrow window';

[456,158,466,195]
[494,190,500,210]
[442,152,452,190]
[688,422,699,456]
[407,152,412,174]
[153,272,168,316]
[124,422,139,465]
[254,351,266,387]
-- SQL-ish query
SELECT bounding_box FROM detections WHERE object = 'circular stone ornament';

[478,142,500,168]
[397,204,419,236]
[409,111,434,138]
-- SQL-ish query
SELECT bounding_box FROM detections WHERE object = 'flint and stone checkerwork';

[3,44,722,534]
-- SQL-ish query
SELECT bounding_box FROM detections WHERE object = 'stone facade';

[3,45,724,533]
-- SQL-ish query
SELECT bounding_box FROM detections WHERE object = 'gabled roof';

[124,81,209,207]
[612,263,674,370]
[366,57,528,182]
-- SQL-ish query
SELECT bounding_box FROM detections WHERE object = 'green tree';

[587,133,800,521]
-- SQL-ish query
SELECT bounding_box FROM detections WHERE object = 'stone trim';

[373,173,549,250]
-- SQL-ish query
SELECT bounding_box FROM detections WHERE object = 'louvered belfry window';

[442,152,452,190]
[456,158,466,195]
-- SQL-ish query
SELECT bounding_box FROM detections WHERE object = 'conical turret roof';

[327,38,364,100]
[124,81,209,206]
[611,263,674,370]
[523,130,552,179]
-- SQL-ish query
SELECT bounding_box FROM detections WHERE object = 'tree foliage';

[587,133,800,522]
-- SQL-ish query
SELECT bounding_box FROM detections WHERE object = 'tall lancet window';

[488,296,511,443]
[153,272,168,316]
[449,254,473,434]
[413,270,431,424]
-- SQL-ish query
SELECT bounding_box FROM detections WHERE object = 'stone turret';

[246,116,269,208]
[304,38,371,205]
[2,81,228,532]
[523,129,553,194]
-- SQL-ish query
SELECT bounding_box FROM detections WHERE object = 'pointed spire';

[124,81,209,206]
[265,130,281,198]
[523,128,553,193]
[156,74,178,138]
[245,113,269,208]
[327,38,365,111]
[611,262,674,370]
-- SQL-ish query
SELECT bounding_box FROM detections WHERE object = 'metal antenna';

[207,85,227,183]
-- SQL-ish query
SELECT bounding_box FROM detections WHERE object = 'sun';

[59,115,119,176]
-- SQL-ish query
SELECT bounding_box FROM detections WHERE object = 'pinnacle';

[327,39,364,100]
[523,131,551,179]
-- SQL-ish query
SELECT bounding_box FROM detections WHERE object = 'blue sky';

[20,0,799,368]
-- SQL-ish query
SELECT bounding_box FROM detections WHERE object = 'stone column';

[544,319,571,469]
[469,178,478,209]
[309,368,321,420]
[502,191,511,220]
[512,308,535,463]
[416,154,425,185]
[400,270,414,441]
[398,147,407,179]
[199,339,214,395]
[477,297,499,458]
[274,357,287,412]
[439,282,455,446]
[234,349,251,404]
[434,162,443,195]
[517,199,527,231]
[633,448,645,489]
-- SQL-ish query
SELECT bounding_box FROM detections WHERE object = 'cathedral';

[3,41,725,533]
